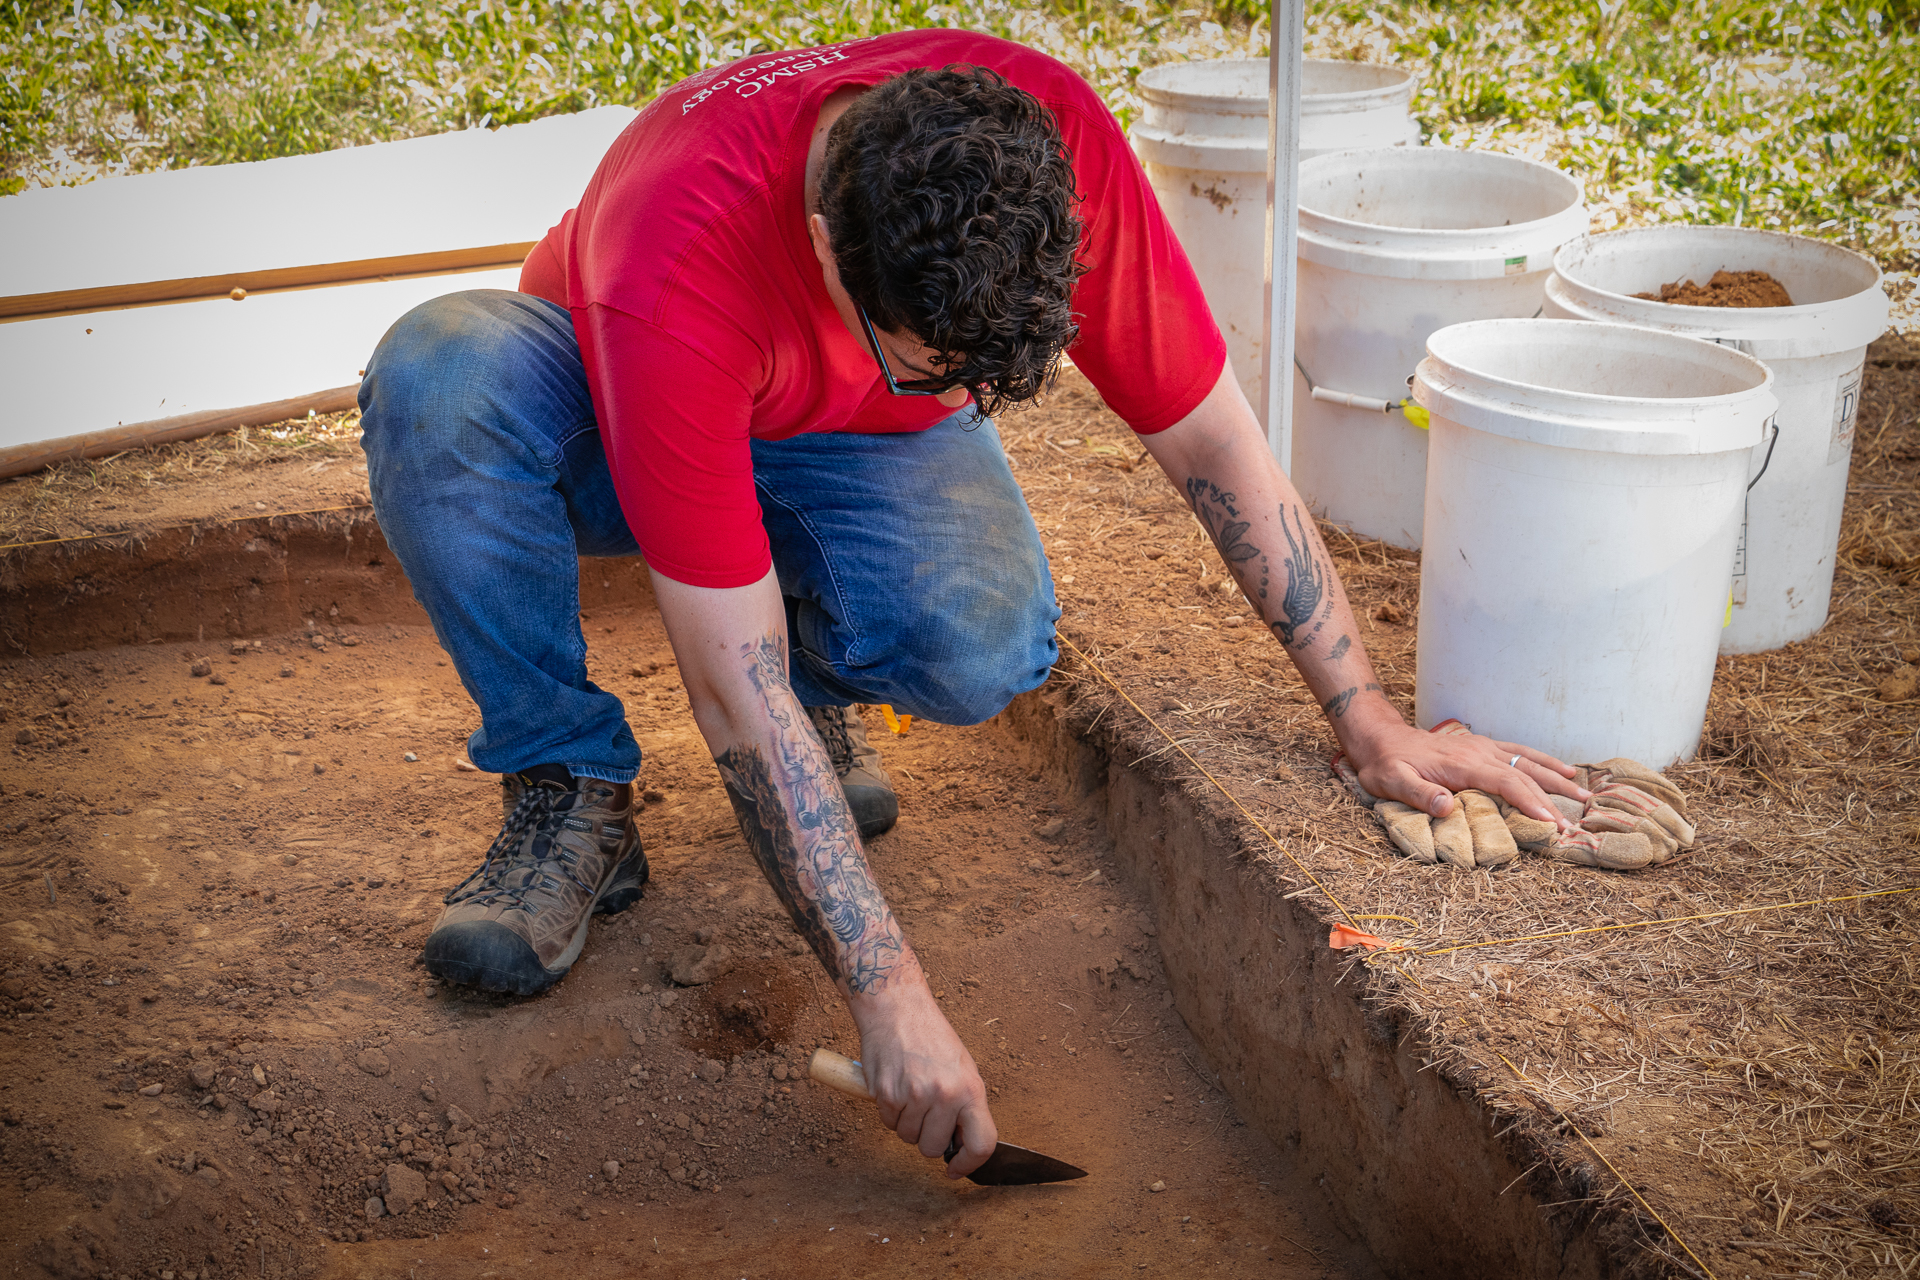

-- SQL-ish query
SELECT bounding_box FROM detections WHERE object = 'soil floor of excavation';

[0,616,1375,1278]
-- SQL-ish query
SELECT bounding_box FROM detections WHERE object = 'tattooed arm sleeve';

[712,633,910,997]
[1179,471,1388,726]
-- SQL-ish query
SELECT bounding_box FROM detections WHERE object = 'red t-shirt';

[521,28,1225,588]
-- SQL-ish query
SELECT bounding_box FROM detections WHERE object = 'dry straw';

[1021,349,1918,1277]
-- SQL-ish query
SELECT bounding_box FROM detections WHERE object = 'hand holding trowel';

[808,1048,1088,1186]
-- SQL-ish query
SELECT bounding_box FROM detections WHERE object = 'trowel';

[807,1048,1089,1186]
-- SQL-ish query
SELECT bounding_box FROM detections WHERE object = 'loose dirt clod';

[1633,267,1794,307]
[667,943,732,986]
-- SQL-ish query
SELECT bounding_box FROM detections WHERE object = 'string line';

[1489,1035,1719,1280]
[1057,633,1363,931]
[1057,632,1916,1280]
[1060,632,1912,957]
[1414,886,1917,957]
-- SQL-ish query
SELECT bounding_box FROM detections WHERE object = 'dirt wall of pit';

[1,517,658,656]
[1002,694,1620,1277]
[6,519,1620,1277]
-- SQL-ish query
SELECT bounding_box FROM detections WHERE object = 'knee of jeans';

[360,292,516,452]
[890,595,1057,725]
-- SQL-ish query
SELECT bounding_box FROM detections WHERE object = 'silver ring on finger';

[1507,754,1523,769]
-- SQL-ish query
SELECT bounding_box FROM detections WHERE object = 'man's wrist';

[845,955,932,1030]
[1328,689,1408,763]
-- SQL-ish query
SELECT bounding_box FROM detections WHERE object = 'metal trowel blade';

[954,1139,1089,1186]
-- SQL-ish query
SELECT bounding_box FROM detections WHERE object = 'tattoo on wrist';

[713,633,905,996]
[1323,681,1384,720]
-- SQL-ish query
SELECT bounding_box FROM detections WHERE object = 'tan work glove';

[1500,758,1693,870]
[1341,740,1691,873]
[1368,789,1519,869]
[1337,745,1522,870]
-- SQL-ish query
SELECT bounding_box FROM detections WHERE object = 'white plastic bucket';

[1292,148,1587,549]
[1413,319,1777,767]
[1544,227,1888,653]
[1130,59,1419,408]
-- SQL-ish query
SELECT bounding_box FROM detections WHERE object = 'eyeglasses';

[856,303,961,396]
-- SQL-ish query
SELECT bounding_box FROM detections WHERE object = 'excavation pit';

[3,348,1917,1279]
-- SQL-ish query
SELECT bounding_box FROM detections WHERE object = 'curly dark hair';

[818,65,1084,416]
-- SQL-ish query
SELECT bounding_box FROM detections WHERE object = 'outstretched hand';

[852,981,998,1179]
[1349,719,1589,827]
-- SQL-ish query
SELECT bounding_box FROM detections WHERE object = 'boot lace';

[441,783,598,909]
[806,705,854,777]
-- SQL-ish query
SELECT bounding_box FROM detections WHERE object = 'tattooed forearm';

[714,634,906,996]
[1184,478,1259,564]
[1273,503,1331,649]
[1185,478,1335,651]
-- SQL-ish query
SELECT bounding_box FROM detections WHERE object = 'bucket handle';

[1747,414,1779,492]
[1295,357,1429,428]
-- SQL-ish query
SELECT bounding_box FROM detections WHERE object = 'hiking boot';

[805,704,899,839]
[498,770,650,915]
[422,771,648,996]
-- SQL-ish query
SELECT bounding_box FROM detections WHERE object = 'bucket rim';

[1545,227,1889,356]
[1424,318,1773,408]
[1414,319,1777,456]
[1298,146,1585,241]
[1551,225,1885,315]
[1135,56,1414,114]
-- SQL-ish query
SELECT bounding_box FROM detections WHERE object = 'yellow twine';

[1416,886,1917,957]
[1059,632,1896,1280]
[1489,1032,1719,1280]
[1061,633,1915,959]
[1058,634,1365,932]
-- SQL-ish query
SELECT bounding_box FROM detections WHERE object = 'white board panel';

[0,107,633,316]
[0,270,524,451]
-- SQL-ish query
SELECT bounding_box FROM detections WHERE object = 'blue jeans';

[359,289,1060,783]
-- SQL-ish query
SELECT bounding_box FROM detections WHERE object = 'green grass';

[1305,1,1919,263]
[0,0,1261,189]
[2,0,1915,266]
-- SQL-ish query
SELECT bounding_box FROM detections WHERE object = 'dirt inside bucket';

[1633,268,1795,307]
[0,616,1375,1278]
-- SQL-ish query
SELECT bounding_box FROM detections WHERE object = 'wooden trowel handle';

[809,1048,874,1100]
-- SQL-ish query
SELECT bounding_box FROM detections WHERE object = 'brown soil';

[4,330,1917,1278]
[0,412,369,553]
[1633,268,1795,307]
[0,625,1370,1272]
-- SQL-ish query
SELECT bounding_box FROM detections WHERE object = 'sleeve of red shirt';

[1052,99,1227,435]
[576,303,773,589]
[519,218,568,304]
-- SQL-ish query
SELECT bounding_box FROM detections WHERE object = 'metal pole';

[1260,0,1304,472]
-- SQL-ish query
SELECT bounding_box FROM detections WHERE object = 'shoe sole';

[596,846,651,915]
[425,845,649,996]
[844,784,899,840]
